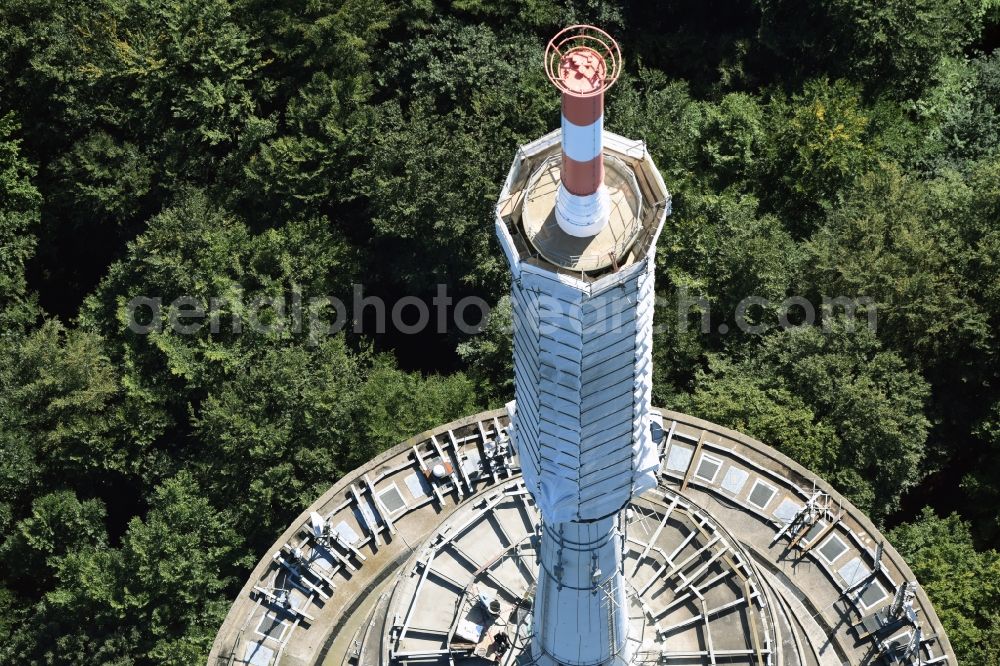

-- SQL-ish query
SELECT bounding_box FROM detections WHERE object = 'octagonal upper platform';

[495,129,670,279]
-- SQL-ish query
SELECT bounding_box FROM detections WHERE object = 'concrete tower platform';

[207,408,956,666]
[496,129,667,278]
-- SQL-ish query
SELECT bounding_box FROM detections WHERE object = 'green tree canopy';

[676,322,929,519]
[756,0,986,98]
[0,112,39,326]
[889,508,1000,664]
[0,1,999,663]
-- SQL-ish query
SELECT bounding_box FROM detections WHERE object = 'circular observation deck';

[382,482,776,666]
[207,408,958,666]
[520,154,643,273]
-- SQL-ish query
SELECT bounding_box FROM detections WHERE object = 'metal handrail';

[521,154,644,272]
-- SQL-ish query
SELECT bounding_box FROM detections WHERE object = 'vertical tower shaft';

[533,517,630,666]
[495,24,670,666]
[510,257,657,666]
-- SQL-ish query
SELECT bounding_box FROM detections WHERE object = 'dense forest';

[1,0,999,663]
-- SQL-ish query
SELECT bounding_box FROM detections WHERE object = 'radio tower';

[209,27,959,666]
[496,25,670,666]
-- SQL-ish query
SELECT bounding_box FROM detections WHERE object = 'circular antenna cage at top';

[544,25,622,98]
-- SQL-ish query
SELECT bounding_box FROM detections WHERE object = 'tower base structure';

[530,516,632,666]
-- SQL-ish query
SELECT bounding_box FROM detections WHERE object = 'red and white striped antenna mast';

[545,25,622,237]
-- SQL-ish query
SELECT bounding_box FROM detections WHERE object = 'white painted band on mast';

[555,183,612,237]
[561,114,604,162]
